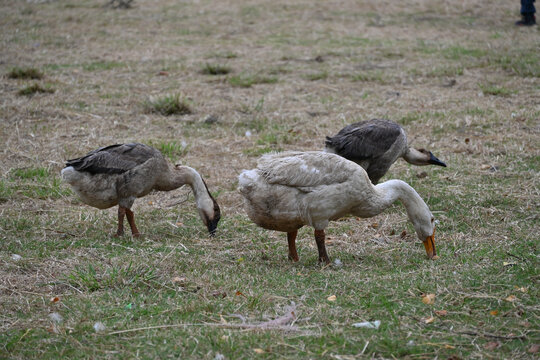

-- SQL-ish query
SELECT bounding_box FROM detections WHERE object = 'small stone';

[93,322,106,332]
[204,114,219,124]
[49,312,63,323]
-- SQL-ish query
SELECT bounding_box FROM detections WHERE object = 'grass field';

[0,0,539,358]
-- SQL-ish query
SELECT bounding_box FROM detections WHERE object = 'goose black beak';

[206,215,220,237]
[428,152,447,167]
[423,231,437,259]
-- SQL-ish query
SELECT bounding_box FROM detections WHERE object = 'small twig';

[360,341,369,355]
[43,228,78,237]
[108,322,298,335]
[455,329,526,340]
[505,252,525,262]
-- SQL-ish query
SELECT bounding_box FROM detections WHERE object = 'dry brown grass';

[1,0,538,358]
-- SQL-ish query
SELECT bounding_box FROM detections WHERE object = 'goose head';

[412,148,447,167]
[196,182,221,236]
[409,205,437,259]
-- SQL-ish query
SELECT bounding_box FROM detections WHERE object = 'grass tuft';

[479,83,512,96]
[200,63,231,75]
[7,67,44,79]
[17,83,55,96]
[143,94,193,116]
[228,74,278,88]
[149,140,189,161]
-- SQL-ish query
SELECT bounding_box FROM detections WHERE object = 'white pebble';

[93,322,106,332]
[352,320,380,329]
[49,312,63,323]
[11,254,22,261]
[245,130,252,137]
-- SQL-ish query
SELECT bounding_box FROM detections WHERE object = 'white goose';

[61,143,221,237]
[325,119,446,184]
[238,151,436,264]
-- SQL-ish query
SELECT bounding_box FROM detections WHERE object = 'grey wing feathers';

[325,119,401,161]
[65,143,160,175]
[257,151,355,187]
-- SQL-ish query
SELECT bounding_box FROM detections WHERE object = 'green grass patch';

[350,70,388,83]
[228,74,278,88]
[66,262,156,292]
[441,45,486,60]
[479,83,512,96]
[7,67,44,79]
[17,83,55,96]
[399,111,422,125]
[200,63,232,75]
[304,71,328,81]
[491,49,540,77]
[426,65,464,77]
[143,93,193,116]
[82,61,124,72]
[7,167,71,200]
[148,140,189,162]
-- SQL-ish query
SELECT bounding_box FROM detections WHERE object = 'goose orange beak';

[423,230,436,259]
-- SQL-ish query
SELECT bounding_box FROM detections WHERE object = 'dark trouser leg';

[116,206,126,236]
[125,208,140,237]
[287,230,299,262]
[521,0,536,14]
[314,229,330,264]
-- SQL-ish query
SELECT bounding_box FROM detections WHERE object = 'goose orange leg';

[314,229,330,265]
[115,206,126,237]
[287,230,299,262]
[125,208,140,237]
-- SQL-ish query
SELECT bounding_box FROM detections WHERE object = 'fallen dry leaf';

[435,310,447,316]
[253,348,265,354]
[503,261,517,266]
[444,344,456,349]
[327,295,337,302]
[50,297,60,303]
[422,293,436,305]
[480,164,492,170]
[236,291,247,297]
[172,276,186,284]
[528,344,539,354]
[516,286,528,293]
[212,291,226,298]
[431,255,440,260]
[490,310,499,316]
[400,230,407,238]
[424,316,435,324]
[484,341,500,350]
[505,295,517,302]
[370,222,378,229]
[158,71,169,76]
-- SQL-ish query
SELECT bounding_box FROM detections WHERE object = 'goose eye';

[431,217,434,223]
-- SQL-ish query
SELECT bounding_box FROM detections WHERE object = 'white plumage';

[238,151,437,264]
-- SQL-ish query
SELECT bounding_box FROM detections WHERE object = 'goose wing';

[257,151,358,188]
[325,119,402,161]
[65,143,161,175]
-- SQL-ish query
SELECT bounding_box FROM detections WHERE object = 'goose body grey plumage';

[325,119,446,184]
[238,151,437,265]
[61,143,220,236]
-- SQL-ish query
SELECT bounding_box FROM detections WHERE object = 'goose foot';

[287,230,299,262]
[314,229,330,265]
